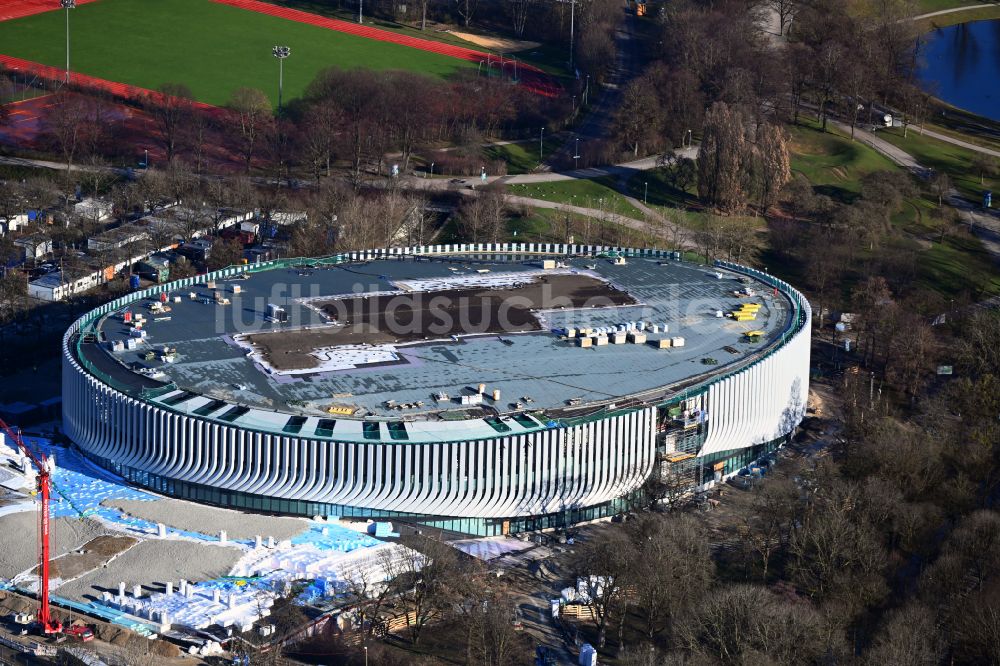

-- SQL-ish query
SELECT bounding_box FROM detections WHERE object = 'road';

[542,2,642,171]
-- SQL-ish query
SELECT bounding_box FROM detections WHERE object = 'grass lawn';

[876,127,1000,201]
[788,119,900,201]
[0,0,472,106]
[482,136,563,174]
[779,119,1000,300]
[914,0,980,13]
[623,171,699,209]
[890,195,1000,296]
[506,206,659,246]
[507,177,645,219]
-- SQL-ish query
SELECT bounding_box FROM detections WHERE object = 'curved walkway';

[909,2,1000,21]
[917,125,1000,158]
[832,119,1000,266]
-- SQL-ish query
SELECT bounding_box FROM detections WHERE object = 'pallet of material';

[561,604,596,620]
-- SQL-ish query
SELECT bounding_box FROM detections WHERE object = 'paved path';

[909,2,1000,21]
[544,3,642,170]
[405,150,692,190]
[918,126,1000,158]
[831,119,1000,267]
[0,154,121,173]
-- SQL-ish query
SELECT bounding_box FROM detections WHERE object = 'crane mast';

[0,418,61,634]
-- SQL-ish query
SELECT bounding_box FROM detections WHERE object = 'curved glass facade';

[62,244,811,535]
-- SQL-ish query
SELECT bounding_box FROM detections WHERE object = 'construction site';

[0,422,427,664]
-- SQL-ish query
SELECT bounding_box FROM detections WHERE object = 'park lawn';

[914,0,977,12]
[876,127,1000,201]
[507,177,645,219]
[506,206,659,246]
[483,136,563,174]
[921,99,1000,153]
[780,118,1000,300]
[623,170,698,209]
[0,0,472,107]
[889,195,1000,297]
[788,119,900,201]
[920,231,1000,296]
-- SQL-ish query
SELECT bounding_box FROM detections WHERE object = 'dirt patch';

[102,498,306,541]
[56,539,241,603]
[41,535,137,581]
[448,30,540,51]
[0,513,116,579]
[250,273,637,371]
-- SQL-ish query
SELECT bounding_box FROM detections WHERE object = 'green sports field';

[0,0,472,106]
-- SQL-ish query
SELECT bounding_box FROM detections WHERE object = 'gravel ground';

[102,498,307,541]
[0,512,115,579]
[56,540,242,602]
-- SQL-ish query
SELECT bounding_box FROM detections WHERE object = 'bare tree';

[0,73,13,126]
[568,527,633,648]
[382,537,456,645]
[972,153,998,185]
[739,478,799,581]
[788,480,889,616]
[455,0,478,26]
[678,584,832,665]
[864,603,944,666]
[0,271,28,357]
[227,87,274,171]
[506,0,533,36]
[754,122,791,210]
[614,77,662,157]
[769,0,797,36]
[626,515,714,641]
[46,90,89,173]
[147,83,195,163]
[697,102,754,213]
[929,171,951,206]
[299,104,343,180]
[208,236,244,270]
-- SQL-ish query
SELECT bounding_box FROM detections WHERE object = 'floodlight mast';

[272,45,291,112]
[61,0,75,84]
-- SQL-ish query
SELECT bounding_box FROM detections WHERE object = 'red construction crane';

[0,418,62,635]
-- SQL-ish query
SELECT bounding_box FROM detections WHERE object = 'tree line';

[559,306,1000,665]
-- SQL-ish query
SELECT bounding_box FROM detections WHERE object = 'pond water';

[918,19,1000,121]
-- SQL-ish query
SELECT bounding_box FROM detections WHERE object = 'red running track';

[0,53,220,111]
[0,0,98,21]
[210,0,562,97]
